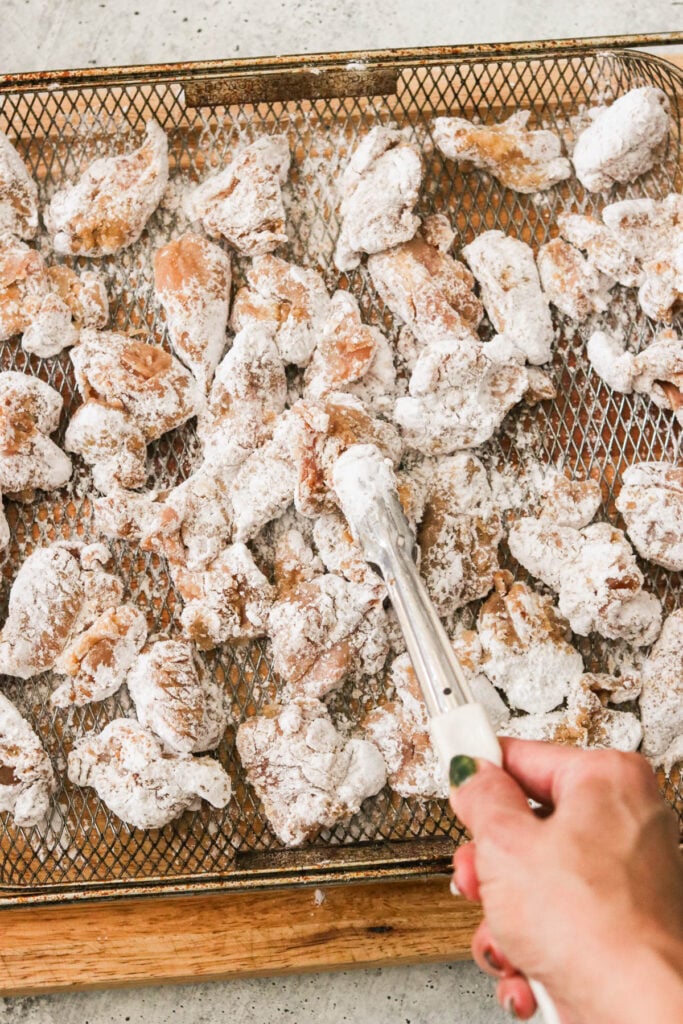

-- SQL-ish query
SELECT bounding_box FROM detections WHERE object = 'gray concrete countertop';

[0,3,680,1023]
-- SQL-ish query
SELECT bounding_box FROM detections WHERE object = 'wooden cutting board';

[0,878,482,996]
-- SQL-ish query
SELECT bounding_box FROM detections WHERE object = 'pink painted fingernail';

[449,877,461,897]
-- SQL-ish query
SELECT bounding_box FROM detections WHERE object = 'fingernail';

[449,877,461,897]
[503,994,520,1019]
[449,754,477,787]
[483,946,505,973]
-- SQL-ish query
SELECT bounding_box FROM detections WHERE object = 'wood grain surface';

[0,878,483,996]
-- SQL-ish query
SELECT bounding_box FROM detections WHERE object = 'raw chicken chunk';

[185,136,290,256]
[463,230,553,365]
[558,212,642,288]
[154,232,232,391]
[334,127,422,271]
[0,692,56,827]
[0,130,39,238]
[537,238,612,320]
[639,611,683,760]
[616,462,683,571]
[0,371,72,499]
[0,235,49,341]
[572,87,670,192]
[68,718,232,829]
[127,639,228,753]
[236,698,386,846]
[433,110,571,193]
[46,121,169,256]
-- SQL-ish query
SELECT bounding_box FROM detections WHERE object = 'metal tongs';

[332,444,561,1024]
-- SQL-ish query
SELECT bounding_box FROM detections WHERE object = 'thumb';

[448,755,535,840]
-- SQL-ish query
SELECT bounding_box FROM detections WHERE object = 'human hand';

[449,740,683,1023]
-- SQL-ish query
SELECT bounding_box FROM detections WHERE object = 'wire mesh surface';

[0,44,682,905]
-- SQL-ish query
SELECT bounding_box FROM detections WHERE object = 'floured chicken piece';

[508,517,662,645]
[0,692,56,827]
[477,572,583,713]
[572,87,670,192]
[173,542,274,650]
[231,254,330,367]
[449,629,511,730]
[393,335,529,454]
[22,265,110,359]
[463,231,553,365]
[537,238,612,321]
[154,233,232,391]
[51,604,147,708]
[558,212,642,288]
[651,735,683,775]
[501,674,642,753]
[538,470,602,529]
[292,393,402,518]
[630,329,683,423]
[47,265,109,329]
[368,224,483,349]
[185,136,290,256]
[0,542,123,680]
[236,697,386,846]
[268,531,388,699]
[364,652,446,799]
[229,410,300,541]
[334,127,422,271]
[127,639,228,753]
[198,325,287,466]
[312,510,378,587]
[304,290,387,401]
[601,195,683,321]
[0,131,39,238]
[46,121,169,257]
[417,453,503,617]
[639,611,683,760]
[0,372,72,499]
[433,110,571,193]
[65,330,201,491]
[586,329,635,393]
[616,462,683,570]
[68,718,232,829]
[0,234,49,341]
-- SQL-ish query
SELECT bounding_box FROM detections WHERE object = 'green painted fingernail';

[449,754,477,787]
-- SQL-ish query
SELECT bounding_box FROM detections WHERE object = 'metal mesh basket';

[0,38,681,906]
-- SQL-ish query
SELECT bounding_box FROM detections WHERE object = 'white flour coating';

[449,629,511,731]
[236,697,386,846]
[651,735,683,774]
[558,212,642,288]
[616,462,683,571]
[0,371,72,497]
[509,517,662,646]
[0,691,56,827]
[127,639,228,753]
[21,293,79,357]
[312,509,381,587]
[463,230,553,365]
[184,135,291,256]
[0,130,39,239]
[538,471,602,530]
[0,234,50,341]
[639,610,683,760]
[0,542,123,680]
[68,718,232,829]
[417,453,503,618]
[154,232,232,392]
[334,127,422,271]
[393,336,529,454]
[51,604,148,708]
[331,442,398,544]
[198,324,287,466]
[571,86,670,192]
[537,238,612,321]
[602,195,683,259]
[586,329,635,392]
[232,254,331,367]
[630,330,683,423]
[47,266,109,329]
[363,652,447,799]
[433,110,571,193]
[477,575,584,713]
[46,121,169,257]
